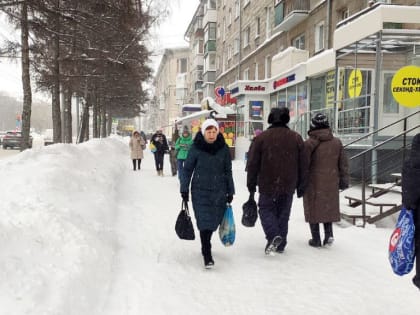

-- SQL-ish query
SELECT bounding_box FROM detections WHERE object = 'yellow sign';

[391,65,420,108]
[348,69,363,98]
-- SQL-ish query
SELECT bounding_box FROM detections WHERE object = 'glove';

[226,195,233,204]
[181,192,189,202]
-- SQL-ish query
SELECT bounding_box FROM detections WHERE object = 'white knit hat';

[201,118,219,134]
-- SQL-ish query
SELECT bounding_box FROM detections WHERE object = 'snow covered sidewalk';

[0,137,419,315]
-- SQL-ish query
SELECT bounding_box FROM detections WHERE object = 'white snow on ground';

[0,136,418,315]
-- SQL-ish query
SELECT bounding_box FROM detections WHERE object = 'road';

[0,147,20,159]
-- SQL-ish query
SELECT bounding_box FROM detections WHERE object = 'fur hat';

[268,107,290,125]
[201,119,219,134]
[310,113,330,130]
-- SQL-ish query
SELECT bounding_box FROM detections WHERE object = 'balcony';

[274,0,309,33]
[194,16,203,35]
[205,40,216,54]
[203,71,216,83]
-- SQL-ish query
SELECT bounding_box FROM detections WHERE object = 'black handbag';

[241,196,258,227]
[175,201,195,240]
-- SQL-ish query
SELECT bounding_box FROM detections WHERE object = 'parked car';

[0,131,6,145]
[2,131,33,149]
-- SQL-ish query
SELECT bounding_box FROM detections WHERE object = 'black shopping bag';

[175,201,195,240]
[241,196,258,227]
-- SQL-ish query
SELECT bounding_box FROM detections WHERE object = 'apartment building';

[153,47,190,136]
[213,0,420,141]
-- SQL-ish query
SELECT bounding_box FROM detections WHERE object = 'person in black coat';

[150,129,169,176]
[402,133,420,290]
[180,118,235,268]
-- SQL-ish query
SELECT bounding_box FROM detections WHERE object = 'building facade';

[153,47,190,136]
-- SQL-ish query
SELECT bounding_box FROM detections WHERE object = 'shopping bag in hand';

[388,206,415,276]
[175,201,195,240]
[219,204,235,246]
[242,195,258,227]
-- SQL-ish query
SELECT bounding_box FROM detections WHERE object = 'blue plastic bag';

[219,204,235,246]
[388,206,415,276]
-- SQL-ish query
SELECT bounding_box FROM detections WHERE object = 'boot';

[323,222,334,246]
[200,230,214,268]
[308,223,321,248]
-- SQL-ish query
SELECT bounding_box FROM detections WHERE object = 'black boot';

[308,223,321,248]
[132,159,136,171]
[323,222,334,246]
[200,230,214,268]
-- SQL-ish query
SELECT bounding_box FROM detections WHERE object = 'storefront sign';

[244,85,266,92]
[348,69,362,98]
[325,70,335,108]
[391,65,420,108]
[273,74,295,90]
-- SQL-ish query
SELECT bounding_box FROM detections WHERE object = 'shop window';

[383,73,399,114]
[310,76,326,111]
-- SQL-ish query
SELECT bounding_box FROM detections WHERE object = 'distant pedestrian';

[247,107,307,255]
[175,126,193,181]
[401,133,420,290]
[303,113,349,248]
[151,129,169,176]
[180,119,235,268]
[169,128,180,176]
[129,130,145,171]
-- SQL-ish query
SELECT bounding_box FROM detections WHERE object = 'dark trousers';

[258,193,293,251]
[154,151,165,171]
[132,159,141,170]
[177,159,186,180]
[200,230,213,257]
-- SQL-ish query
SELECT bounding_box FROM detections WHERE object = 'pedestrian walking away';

[129,130,146,171]
[246,107,308,255]
[150,129,169,176]
[401,133,420,291]
[303,113,349,248]
[175,126,193,182]
[169,128,180,176]
[180,118,235,269]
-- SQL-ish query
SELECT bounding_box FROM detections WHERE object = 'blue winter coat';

[180,132,235,231]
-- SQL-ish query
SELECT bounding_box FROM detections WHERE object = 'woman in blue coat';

[180,119,235,268]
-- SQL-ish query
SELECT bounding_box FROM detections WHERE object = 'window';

[177,58,187,73]
[223,18,226,42]
[228,9,232,26]
[243,68,249,80]
[205,22,216,41]
[228,45,232,60]
[235,0,240,19]
[293,34,305,50]
[255,17,260,38]
[243,26,250,48]
[265,55,271,79]
[340,8,349,20]
[234,38,240,54]
[274,2,284,27]
[315,22,324,52]
[383,73,399,113]
[265,7,271,39]
[194,40,204,54]
[255,63,259,80]
[244,0,250,8]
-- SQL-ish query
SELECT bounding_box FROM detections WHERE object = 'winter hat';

[254,129,263,137]
[201,118,219,134]
[182,125,190,135]
[268,107,290,125]
[310,113,330,130]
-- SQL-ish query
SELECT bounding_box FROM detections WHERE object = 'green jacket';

[175,135,193,160]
